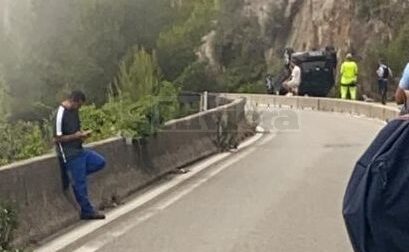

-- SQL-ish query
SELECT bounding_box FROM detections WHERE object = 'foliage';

[157,0,218,81]
[80,81,180,141]
[176,62,221,92]
[212,2,269,92]
[176,8,269,93]
[0,121,50,166]
[117,81,180,138]
[81,49,180,140]
[0,201,18,251]
[79,104,120,143]
[156,81,181,122]
[114,47,160,101]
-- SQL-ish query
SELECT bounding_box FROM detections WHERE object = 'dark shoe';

[81,212,106,220]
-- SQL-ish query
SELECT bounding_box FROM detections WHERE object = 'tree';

[115,47,160,101]
[157,0,218,81]
[213,7,268,92]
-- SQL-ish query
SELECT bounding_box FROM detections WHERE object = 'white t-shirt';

[286,65,301,88]
[399,63,409,89]
[376,64,392,79]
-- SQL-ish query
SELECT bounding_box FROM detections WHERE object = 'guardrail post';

[202,91,208,111]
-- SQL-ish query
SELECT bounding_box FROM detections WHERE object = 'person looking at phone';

[54,90,106,220]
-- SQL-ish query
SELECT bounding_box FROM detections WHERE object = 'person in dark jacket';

[325,46,338,86]
[376,59,393,105]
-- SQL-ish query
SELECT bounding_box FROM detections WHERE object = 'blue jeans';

[65,150,106,215]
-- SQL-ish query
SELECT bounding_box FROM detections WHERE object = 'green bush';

[80,81,180,141]
[0,121,50,166]
[114,47,160,101]
[80,104,120,143]
[107,47,181,139]
[176,62,222,92]
[156,81,180,122]
[115,83,180,139]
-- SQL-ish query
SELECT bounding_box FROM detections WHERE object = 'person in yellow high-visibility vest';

[340,53,359,100]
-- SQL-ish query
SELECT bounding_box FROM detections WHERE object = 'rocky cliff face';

[288,0,353,51]
[283,0,406,57]
[230,0,405,57]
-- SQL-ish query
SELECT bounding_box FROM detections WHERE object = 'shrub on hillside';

[0,121,50,166]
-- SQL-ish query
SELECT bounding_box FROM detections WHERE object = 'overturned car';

[268,47,337,97]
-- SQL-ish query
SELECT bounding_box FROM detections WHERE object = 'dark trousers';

[65,150,106,215]
[378,79,388,105]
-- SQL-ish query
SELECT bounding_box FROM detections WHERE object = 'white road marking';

[35,131,268,252]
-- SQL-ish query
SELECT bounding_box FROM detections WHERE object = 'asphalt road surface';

[57,109,385,252]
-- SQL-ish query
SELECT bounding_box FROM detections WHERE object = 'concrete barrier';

[296,97,320,110]
[0,98,248,246]
[219,94,400,122]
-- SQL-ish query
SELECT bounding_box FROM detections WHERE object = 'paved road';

[63,110,384,252]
